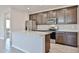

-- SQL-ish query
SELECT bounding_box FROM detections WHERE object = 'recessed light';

[27,8,30,10]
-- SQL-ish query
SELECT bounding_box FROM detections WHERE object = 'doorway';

[4,13,12,53]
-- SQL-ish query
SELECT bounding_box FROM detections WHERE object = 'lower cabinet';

[45,34,50,53]
[56,32,64,44]
[56,32,77,47]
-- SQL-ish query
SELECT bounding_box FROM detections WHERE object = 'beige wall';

[11,8,28,32]
[0,14,4,39]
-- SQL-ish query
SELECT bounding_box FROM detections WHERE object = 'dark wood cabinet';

[36,13,43,25]
[64,32,77,47]
[45,34,50,53]
[56,32,65,44]
[42,12,48,24]
[29,6,77,25]
[30,14,37,21]
[29,14,38,25]
[56,32,77,47]
[30,13,44,25]
[64,7,77,24]
[33,12,48,25]
[57,6,77,24]
[57,9,65,24]
[48,10,57,19]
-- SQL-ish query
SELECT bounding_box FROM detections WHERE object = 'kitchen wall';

[30,5,74,14]
[37,24,79,31]
[11,8,28,32]
[0,14,4,39]
[0,7,29,38]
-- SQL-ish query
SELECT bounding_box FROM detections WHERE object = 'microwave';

[47,18,57,24]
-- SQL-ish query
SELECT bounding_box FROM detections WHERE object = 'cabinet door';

[32,14,37,21]
[65,7,77,24]
[56,32,77,47]
[45,34,50,53]
[42,12,48,24]
[29,15,32,20]
[37,13,43,25]
[48,10,57,19]
[29,14,37,25]
[56,32,64,44]
[65,32,77,47]
[57,9,65,24]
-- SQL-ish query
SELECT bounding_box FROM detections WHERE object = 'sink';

[49,25,58,31]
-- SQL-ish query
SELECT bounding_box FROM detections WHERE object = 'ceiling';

[0,5,74,14]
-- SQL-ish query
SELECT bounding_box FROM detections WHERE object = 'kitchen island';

[12,31,52,53]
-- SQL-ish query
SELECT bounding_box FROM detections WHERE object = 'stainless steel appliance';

[47,18,57,24]
[25,20,37,31]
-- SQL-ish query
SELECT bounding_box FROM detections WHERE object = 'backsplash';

[37,25,51,30]
[57,24,77,30]
[37,24,79,31]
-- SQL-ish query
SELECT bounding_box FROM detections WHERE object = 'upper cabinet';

[57,6,77,24]
[29,6,77,25]
[48,10,57,19]
[30,14,37,21]
[30,12,48,25]
[56,9,65,24]
[42,12,48,24]
[64,6,77,24]
[36,13,43,25]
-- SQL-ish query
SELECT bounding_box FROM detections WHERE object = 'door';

[4,12,12,53]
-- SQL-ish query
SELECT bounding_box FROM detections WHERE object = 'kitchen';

[25,5,79,52]
[0,5,79,53]
[0,0,79,59]
[29,5,78,46]
[12,5,79,53]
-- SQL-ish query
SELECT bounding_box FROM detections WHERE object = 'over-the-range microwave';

[47,18,57,24]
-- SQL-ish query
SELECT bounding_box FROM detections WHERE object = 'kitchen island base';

[12,31,51,53]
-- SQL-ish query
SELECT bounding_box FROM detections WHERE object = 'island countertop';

[13,31,52,35]
[12,31,51,53]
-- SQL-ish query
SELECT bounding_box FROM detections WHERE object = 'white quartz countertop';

[57,29,79,32]
[37,24,79,32]
[25,31,52,35]
[12,31,52,36]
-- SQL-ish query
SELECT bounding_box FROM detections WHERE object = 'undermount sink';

[49,28,56,31]
[49,25,58,31]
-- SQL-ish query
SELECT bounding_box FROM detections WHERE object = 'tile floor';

[49,39,79,53]
[0,39,79,53]
[0,39,23,53]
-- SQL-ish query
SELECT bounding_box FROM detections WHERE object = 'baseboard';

[12,45,29,53]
